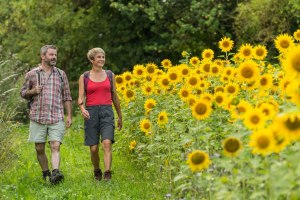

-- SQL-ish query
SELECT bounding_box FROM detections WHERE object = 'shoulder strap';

[83,71,90,95]
[105,70,114,94]
[54,67,65,92]
[35,70,40,85]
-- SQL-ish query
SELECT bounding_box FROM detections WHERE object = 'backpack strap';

[83,71,90,95]
[55,67,64,91]
[105,70,114,95]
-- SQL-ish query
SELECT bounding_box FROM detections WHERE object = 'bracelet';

[78,102,84,106]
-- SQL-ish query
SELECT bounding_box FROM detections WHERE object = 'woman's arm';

[78,74,90,119]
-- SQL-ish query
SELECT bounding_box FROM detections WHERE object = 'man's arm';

[64,100,72,128]
[20,73,42,99]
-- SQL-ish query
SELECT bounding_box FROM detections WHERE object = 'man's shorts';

[84,105,115,146]
[29,120,65,143]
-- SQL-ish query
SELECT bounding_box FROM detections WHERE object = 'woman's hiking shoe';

[94,169,102,181]
[50,169,64,185]
[42,170,51,181]
[103,170,112,181]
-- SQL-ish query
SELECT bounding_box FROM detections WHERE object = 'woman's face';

[92,52,105,68]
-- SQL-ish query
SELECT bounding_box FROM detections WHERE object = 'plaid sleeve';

[62,71,72,101]
[20,72,32,99]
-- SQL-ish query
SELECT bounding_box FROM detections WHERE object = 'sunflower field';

[115,30,300,199]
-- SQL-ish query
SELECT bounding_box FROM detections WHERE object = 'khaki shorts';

[29,120,65,143]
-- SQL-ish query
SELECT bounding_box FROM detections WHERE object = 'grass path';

[0,117,168,200]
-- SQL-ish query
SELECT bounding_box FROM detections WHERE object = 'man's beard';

[47,59,56,67]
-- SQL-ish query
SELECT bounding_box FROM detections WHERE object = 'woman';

[78,47,122,181]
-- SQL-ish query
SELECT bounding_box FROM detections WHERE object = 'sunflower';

[178,85,192,102]
[123,72,133,83]
[191,99,212,120]
[182,51,189,57]
[211,64,222,76]
[187,94,197,106]
[124,89,135,102]
[167,68,181,84]
[141,83,154,96]
[155,69,165,77]
[158,74,171,90]
[214,91,227,107]
[243,108,266,130]
[145,63,158,75]
[129,140,137,151]
[144,98,156,113]
[186,74,199,88]
[139,119,151,134]
[237,60,259,83]
[115,74,125,87]
[161,59,172,69]
[200,92,214,103]
[279,76,293,95]
[222,137,243,157]
[157,111,168,126]
[286,81,300,106]
[225,82,240,96]
[214,85,225,93]
[238,44,253,60]
[202,49,214,60]
[273,113,300,141]
[189,56,200,67]
[235,100,252,118]
[253,45,268,60]
[200,61,212,74]
[133,64,145,79]
[178,64,191,78]
[219,36,234,52]
[187,150,211,172]
[198,80,210,91]
[274,33,295,53]
[257,102,276,120]
[257,74,273,90]
[223,67,235,77]
[282,45,300,78]
[249,129,275,156]
[269,125,290,153]
[294,29,300,41]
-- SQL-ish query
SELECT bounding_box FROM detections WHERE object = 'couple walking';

[20,45,122,184]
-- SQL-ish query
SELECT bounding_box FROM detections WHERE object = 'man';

[20,45,72,184]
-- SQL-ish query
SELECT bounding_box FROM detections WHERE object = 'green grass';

[0,118,169,200]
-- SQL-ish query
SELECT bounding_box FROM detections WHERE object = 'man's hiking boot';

[50,169,64,185]
[94,169,103,181]
[42,170,51,181]
[103,170,112,181]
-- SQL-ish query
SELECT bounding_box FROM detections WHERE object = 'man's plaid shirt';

[20,66,72,124]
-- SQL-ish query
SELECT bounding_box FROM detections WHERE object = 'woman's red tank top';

[86,77,112,106]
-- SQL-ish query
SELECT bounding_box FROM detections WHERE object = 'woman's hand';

[81,108,90,119]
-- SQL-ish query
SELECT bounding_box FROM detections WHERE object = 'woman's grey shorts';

[84,105,115,146]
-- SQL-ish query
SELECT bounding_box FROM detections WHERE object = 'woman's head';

[87,48,105,62]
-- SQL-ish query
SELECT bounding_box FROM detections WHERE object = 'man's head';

[40,45,57,67]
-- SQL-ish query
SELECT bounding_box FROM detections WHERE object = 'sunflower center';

[189,77,198,86]
[251,115,260,124]
[226,70,232,76]
[125,76,131,81]
[262,109,270,115]
[242,49,251,57]
[284,117,300,131]
[205,53,211,58]
[188,99,196,106]
[257,136,270,149]
[159,116,164,120]
[216,96,223,103]
[146,87,151,92]
[227,86,236,94]
[162,79,169,86]
[224,138,240,153]
[260,77,268,86]
[241,67,254,78]
[195,103,207,115]
[203,64,210,72]
[116,77,123,84]
[182,91,189,97]
[212,66,218,74]
[216,87,224,92]
[126,90,134,98]
[256,49,264,56]
[280,40,290,48]
[170,73,177,80]
[137,70,143,75]
[182,69,189,76]
[147,67,155,73]
[191,152,205,164]
[143,123,150,129]
[147,103,154,109]
[237,106,246,113]
[223,41,230,48]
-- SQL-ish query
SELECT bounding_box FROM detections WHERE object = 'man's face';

[42,48,57,67]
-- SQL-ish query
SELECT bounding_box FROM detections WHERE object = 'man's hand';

[35,85,43,94]
[66,116,72,128]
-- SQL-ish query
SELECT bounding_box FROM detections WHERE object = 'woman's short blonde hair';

[87,48,105,62]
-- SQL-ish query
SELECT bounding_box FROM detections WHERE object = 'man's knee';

[50,141,60,152]
[35,143,46,154]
